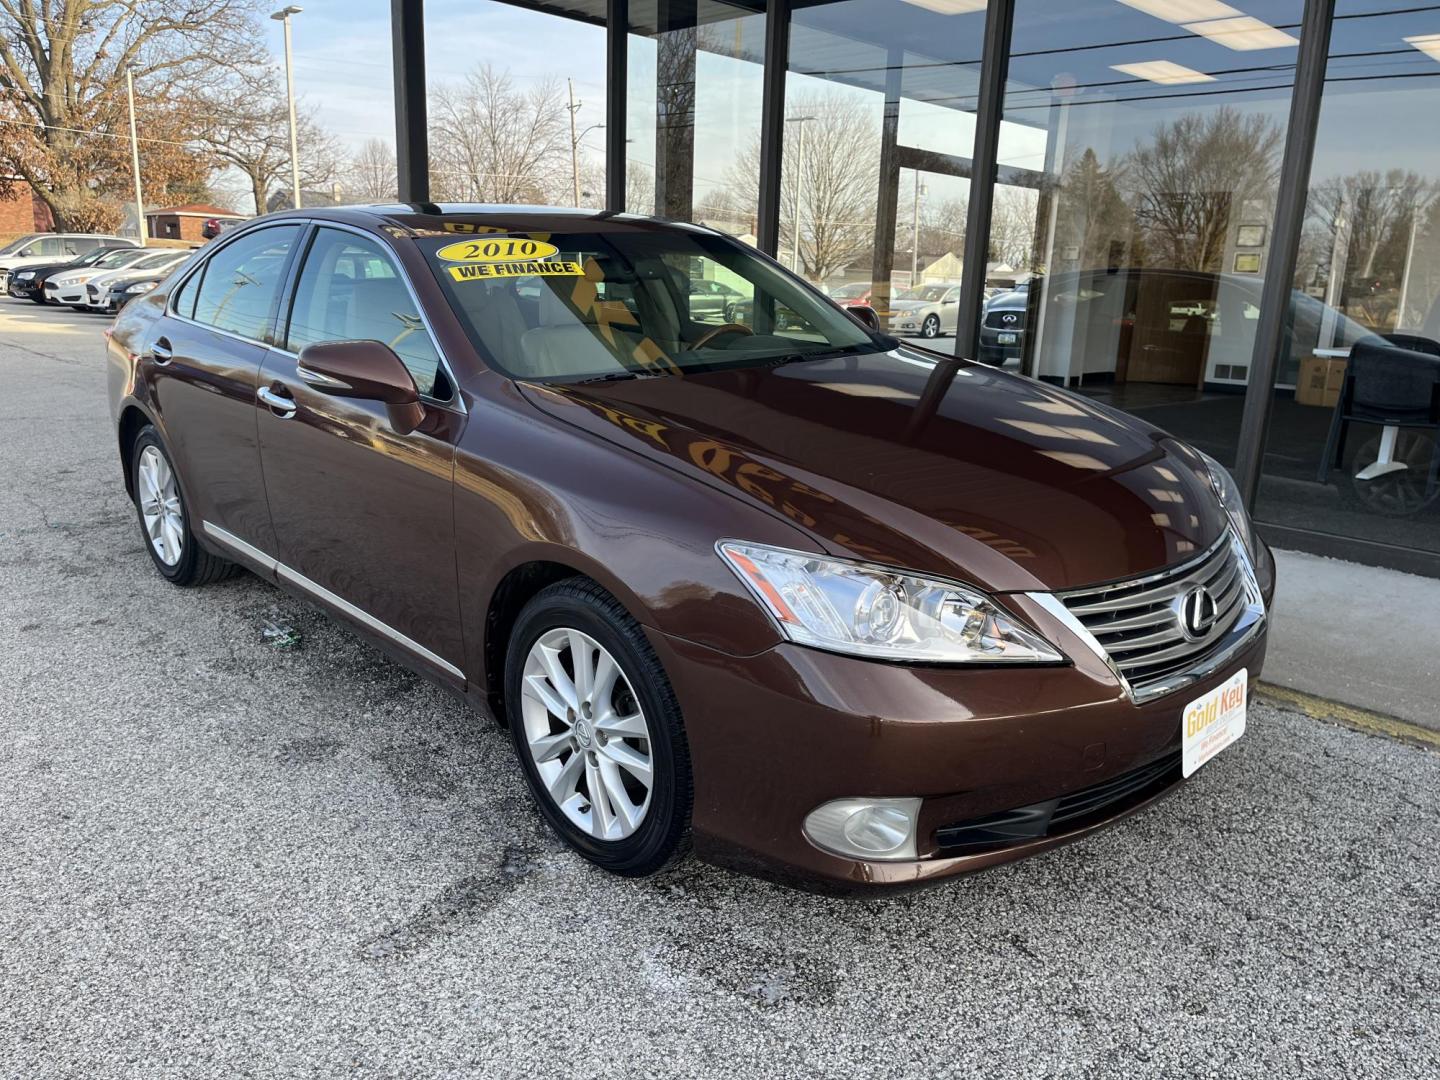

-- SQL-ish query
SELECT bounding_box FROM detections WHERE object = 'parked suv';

[0,233,136,291]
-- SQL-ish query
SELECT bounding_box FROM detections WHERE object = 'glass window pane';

[985,0,1304,469]
[192,225,300,342]
[783,0,986,340]
[626,0,766,231]
[1256,0,1440,553]
[287,227,444,397]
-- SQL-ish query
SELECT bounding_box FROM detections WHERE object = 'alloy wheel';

[922,314,940,338]
[137,445,184,566]
[520,627,654,841]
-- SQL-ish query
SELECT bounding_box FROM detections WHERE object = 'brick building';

[145,204,244,243]
[0,178,54,238]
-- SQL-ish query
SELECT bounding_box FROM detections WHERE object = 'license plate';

[997,331,1018,344]
[1182,668,1246,778]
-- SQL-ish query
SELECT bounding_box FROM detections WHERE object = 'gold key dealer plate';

[1182,668,1247,778]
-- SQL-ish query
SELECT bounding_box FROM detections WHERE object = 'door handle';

[257,384,297,418]
[149,337,173,364]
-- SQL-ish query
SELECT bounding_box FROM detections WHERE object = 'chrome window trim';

[200,520,464,681]
[279,219,465,412]
[1028,531,1266,706]
[163,219,466,414]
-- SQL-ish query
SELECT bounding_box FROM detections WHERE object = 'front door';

[255,225,466,683]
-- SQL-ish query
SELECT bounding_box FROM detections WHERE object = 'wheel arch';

[116,402,156,500]
[480,554,631,723]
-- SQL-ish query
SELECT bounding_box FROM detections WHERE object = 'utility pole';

[124,63,147,243]
[569,78,581,208]
[272,6,304,210]
[911,172,926,287]
[786,115,815,274]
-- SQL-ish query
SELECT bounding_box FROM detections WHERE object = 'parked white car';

[44,247,159,305]
[888,282,962,339]
[0,233,137,290]
[81,249,191,310]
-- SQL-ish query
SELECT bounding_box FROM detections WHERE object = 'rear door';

[147,223,303,557]
[255,224,466,683]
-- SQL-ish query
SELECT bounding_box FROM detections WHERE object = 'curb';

[1256,682,1440,752]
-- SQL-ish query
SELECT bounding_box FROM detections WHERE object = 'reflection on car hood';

[520,346,1224,591]
[887,300,930,313]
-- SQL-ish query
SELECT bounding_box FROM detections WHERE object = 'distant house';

[146,204,244,243]
[0,177,54,238]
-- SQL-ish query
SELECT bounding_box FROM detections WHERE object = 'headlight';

[71,274,92,284]
[15,271,33,281]
[1198,451,1255,557]
[124,281,157,294]
[717,541,1063,663]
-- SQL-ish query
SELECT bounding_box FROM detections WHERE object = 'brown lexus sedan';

[107,205,1274,892]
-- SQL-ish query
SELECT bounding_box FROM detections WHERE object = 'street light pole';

[568,79,581,208]
[124,63,147,243]
[272,6,304,210]
[785,115,815,275]
[911,173,926,287]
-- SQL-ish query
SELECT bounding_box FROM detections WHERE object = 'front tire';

[921,314,940,338]
[130,426,237,586]
[505,578,692,876]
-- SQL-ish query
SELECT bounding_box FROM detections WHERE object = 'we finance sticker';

[436,238,559,263]
[448,260,584,282]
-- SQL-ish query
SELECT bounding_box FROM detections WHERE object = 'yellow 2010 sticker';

[437,238,559,263]
[448,260,584,282]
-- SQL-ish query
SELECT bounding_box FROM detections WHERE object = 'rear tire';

[505,577,692,876]
[130,426,238,586]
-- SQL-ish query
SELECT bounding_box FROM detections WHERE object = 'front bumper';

[8,279,37,297]
[649,539,1275,893]
[47,285,88,304]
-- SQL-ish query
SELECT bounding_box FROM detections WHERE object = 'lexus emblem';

[1001,313,1018,325]
[1176,585,1219,641]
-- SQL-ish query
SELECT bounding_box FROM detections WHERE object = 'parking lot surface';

[1,301,1437,1079]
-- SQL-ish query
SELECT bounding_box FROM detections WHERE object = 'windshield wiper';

[762,342,880,368]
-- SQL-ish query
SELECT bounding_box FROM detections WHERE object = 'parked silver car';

[888,283,961,339]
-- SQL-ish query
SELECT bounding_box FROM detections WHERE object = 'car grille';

[935,751,1181,853]
[984,309,1025,330]
[1057,533,1249,698]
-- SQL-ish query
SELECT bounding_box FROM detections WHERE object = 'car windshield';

[899,285,951,302]
[0,235,38,256]
[95,249,142,269]
[420,227,886,382]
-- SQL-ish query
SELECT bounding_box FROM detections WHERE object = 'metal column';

[1232,0,1336,505]
[606,0,629,212]
[392,0,430,205]
[953,0,1014,360]
[756,0,791,256]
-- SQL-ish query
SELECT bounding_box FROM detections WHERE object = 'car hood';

[518,346,1225,593]
[888,300,933,313]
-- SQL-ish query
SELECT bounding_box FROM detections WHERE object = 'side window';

[171,267,200,319]
[36,237,65,256]
[192,225,300,342]
[285,227,444,398]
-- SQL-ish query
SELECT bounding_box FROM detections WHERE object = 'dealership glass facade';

[401,0,1440,574]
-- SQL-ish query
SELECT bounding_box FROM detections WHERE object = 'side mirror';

[851,305,880,331]
[296,339,426,435]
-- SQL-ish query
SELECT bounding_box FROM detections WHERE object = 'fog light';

[803,797,922,861]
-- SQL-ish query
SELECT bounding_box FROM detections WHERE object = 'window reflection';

[1257,0,1440,551]
[983,0,1304,470]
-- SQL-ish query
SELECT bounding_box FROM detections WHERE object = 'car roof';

[256,203,728,239]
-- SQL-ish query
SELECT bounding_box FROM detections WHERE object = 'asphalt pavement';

[1,301,1437,1079]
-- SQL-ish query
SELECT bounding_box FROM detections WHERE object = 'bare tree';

[988,186,1039,269]
[1126,107,1283,272]
[197,66,344,214]
[343,137,397,203]
[428,65,568,204]
[722,92,880,281]
[0,0,263,229]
